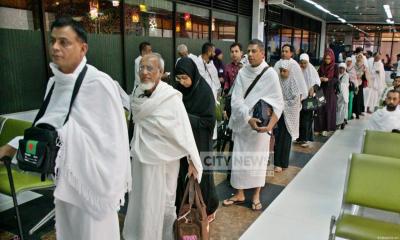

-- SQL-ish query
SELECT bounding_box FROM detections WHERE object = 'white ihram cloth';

[134,55,142,89]
[228,61,284,189]
[195,55,220,101]
[123,81,203,240]
[275,58,308,100]
[336,72,350,125]
[365,61,386,110]
[367,106,400,132]
[37,57,131,239]
[195,55,220,139]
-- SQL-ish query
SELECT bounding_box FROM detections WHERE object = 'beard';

[386,104,397,111]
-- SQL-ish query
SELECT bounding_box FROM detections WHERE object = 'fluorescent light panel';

[302,0,345,23]
[383,5,393,19]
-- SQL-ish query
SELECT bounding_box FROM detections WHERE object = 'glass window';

[380,32,393,68]
[293,29,302,55]
[301,30,310,55]
[281,28,293,46]
[176,4,209,39]
[266,22,281,63]
[44,0,121,34]
[125,0,173,37]
[212,11,236,42]
[391,32,400,65]
[0,1,37,30]
[308,32,318,58]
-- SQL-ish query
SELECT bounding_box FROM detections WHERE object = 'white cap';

[339,63,347,69]
[299,53,310,62]
[345,57,352,62]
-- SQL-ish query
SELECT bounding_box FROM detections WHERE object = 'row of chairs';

[329,130,400,239]
[0,117,54,239]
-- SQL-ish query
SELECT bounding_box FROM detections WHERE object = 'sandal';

[252,201,263,211]
[274,166,282,173]
[223,197,245,206]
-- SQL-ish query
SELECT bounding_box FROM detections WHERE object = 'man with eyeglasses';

[123,53,203,240]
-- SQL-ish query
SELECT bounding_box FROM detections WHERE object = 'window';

[308,32,318,58]
[281,28,293,46]
[212,11,236,41]
[0,0,37,30]
[125,0,173,37]
[293,29,302,55]
[44,0,121,34]
[302,30,309,54]
[267,22,281,63]
[176,4,209,39]
[380,32,393,67]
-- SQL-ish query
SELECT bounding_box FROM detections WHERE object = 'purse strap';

[33,65,88,127]
[244,66,269,99]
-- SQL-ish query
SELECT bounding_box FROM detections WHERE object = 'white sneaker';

[321,131,328,137]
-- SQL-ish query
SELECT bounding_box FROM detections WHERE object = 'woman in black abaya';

[174,57,219,223]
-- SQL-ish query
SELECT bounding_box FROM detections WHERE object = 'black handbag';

[16,65,87,180]
[314,88,326,108]
[301,97,319,111]
[252,100,273,127]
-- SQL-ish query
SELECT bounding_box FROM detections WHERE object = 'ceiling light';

[383,5,393,19]
[303,0,347,24]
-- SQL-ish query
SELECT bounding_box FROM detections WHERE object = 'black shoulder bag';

[245,66,273,128]
[17,65,88,181]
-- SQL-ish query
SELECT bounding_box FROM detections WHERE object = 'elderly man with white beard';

[123,53,203,240]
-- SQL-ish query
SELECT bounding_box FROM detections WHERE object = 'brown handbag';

[174,176,209,240]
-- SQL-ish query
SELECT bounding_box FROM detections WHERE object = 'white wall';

[0,7,34,30]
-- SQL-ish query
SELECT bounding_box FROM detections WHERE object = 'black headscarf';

[175,57,215,132]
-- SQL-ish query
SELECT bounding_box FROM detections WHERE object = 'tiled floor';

[0,113,338,240]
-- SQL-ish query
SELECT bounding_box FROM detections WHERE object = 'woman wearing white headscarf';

[336,63,350,129]
[274,60,301,172]
[297,53,321,146]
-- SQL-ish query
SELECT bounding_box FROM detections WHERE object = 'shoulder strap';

[33,83,55,126]
[64,65,88,124]
[244,66,269,99]
[32,65,88,127]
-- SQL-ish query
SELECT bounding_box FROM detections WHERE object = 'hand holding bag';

[175,176,209,240]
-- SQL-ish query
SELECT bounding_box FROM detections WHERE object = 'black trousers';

[274,115,292,168]
[353,88,363,118]
[298,109,314,142]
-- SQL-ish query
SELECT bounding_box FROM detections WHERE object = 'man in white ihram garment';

[123,53,203,240]
[222,39,284,211]
[195,42,220,139]
[274,44,308,101]
[365,52,386,113]
[367,90,400,132]
[196,42,221,101]
[0,17,132,240]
